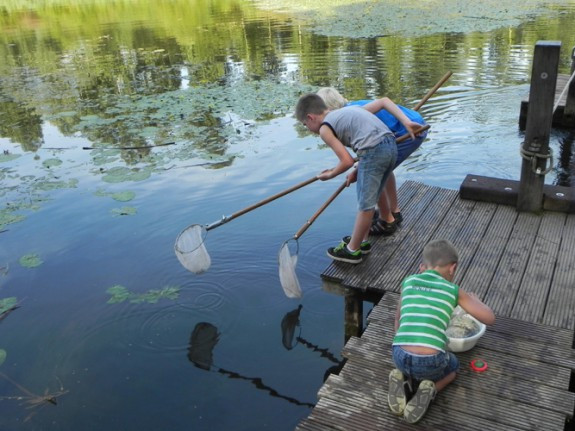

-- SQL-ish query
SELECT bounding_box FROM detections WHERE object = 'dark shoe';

[373,210,403,225]
[388,369,407,416]
[342,236,371,255]
[326,242,362,264]
[369,219,397,236]
[392,211,403,225]
[403,380,436,424]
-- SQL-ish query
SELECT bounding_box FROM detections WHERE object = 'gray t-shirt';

[322,106,393,152]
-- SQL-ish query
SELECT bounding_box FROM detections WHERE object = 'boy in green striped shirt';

[388,239,495,423]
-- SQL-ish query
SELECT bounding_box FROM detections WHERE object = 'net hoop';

[174,224,211,274]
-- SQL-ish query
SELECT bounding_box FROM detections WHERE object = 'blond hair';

[422,239,459,267]
[317,87,347,110]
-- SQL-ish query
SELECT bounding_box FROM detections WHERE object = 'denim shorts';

[395,130,428,168]
[392,345,459,382]
[355,134,397,211]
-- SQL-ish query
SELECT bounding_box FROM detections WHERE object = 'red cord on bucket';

[470,359,488,372]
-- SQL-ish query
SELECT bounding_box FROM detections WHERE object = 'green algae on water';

[106,285,181,304]
[19,254,43,268]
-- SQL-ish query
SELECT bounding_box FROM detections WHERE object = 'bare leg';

[348,209,374,250]
[377,190,395,224]
[385,172,400,214]
[434,371,456,392]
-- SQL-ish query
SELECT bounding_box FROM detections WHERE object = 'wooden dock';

[520,73,575,130]
[295,180,575,430]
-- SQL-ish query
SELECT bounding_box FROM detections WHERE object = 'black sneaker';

[327,242,362,264]
[342,236,371,254]
[369,219,397,236]
[373,210,403,225]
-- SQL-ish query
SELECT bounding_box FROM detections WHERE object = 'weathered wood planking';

[296,293,575,431]
[322,180,575,330]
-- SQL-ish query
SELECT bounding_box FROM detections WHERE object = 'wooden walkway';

[296,180,575,430]
[297,294,575,431]
[520,73,575,129]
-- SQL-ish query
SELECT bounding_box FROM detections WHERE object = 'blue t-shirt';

[346,100,425,138]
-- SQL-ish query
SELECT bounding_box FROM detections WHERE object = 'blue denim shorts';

[392,345,459,382]
[395,130,428,168]
[355,135,397,211]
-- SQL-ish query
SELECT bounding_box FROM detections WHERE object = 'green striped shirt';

[392,270,459,352]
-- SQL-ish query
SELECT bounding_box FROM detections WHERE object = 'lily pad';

[0,154,20,163]
[111,191,136,202]
[19,254,43,268]
[111,206,137,216]
[0,349,6,367]
[42,158,63,168]
[0,297,18,314]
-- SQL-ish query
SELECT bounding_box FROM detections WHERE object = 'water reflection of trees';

[1,0,575,160]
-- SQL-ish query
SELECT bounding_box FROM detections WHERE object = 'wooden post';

[344,291,363,342]
[564,47,575,122]
[517,41,561,212]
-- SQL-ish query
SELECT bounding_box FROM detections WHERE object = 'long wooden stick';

[413,71,452,111]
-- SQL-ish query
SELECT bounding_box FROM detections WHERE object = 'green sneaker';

[342,236,371,255]
[403,380,436,424]
[326,242,362,264]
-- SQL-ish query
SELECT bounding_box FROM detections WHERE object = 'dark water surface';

[1,1,575,430]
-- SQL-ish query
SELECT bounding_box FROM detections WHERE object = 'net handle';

[413,71,452,111]
[294,181,348,240]
[206,176,319,230]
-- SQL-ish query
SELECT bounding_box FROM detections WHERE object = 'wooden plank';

[338,353,574,419]
[460,174,575,212]
[372,292,575,347]
[368,187,459,291]
[351,321,572,390]
[543,213,575,329]
[483,212,541,316]
[458,204,518,299]
[321,181,432,288]
[511,211,565,323]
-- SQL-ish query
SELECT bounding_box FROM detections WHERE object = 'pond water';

[1,1,575,430]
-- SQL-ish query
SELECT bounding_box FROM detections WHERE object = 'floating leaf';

[0,349,6,367]
[19,254,43,268]
[0,297,18,314]
[111,206,137,216]
[42,158,63,168]
[0,154,20,163]
[111,191,136,202]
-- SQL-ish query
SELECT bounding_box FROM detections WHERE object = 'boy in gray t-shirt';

[295,93,419,264]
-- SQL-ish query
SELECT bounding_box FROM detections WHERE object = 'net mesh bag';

[174,225,211,274]
[278,242,302,299]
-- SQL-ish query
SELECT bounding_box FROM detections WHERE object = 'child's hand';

[317,169,333,181]
[346,169,357,186]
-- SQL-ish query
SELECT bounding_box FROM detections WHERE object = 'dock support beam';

[565,47,575,123]
[517,41,561,213]
[344,291,363,342]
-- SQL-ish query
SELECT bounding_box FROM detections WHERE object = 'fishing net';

[174,225,211,274]
[278,240,302,299]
